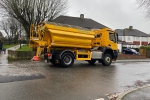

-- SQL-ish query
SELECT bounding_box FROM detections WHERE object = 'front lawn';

[3,44,18,49]
[16,45,32,51]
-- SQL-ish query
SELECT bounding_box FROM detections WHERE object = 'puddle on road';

[125,80,150,89]
[0,62,46,83]
[0,74,45,83]
[0,64,13,66]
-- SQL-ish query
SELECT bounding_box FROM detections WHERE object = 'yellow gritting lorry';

[30,22,118,68]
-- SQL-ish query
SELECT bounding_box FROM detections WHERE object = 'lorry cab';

[90,28,118,65]
[92,28,118,51]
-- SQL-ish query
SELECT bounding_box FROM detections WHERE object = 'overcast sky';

[67,0,150,34]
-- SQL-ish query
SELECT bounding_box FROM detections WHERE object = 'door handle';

[108,44,111,46]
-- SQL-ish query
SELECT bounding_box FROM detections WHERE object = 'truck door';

[108,32,118,50]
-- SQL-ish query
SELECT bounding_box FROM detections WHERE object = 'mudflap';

[44,53,49,63]
[113,50,118,61]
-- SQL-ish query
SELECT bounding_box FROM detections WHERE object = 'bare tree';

[136,0,150,19]
[0,0,68,38]
[0,31,4,39]
[0,18,20,44]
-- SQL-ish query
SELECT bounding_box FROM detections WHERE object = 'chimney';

[129,26,133,30]
[80,14,84,19]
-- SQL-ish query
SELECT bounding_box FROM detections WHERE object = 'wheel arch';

[100,47,114,60]
[59,50,75,59]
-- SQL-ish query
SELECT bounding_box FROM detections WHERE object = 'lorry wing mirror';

[116,33,118,43]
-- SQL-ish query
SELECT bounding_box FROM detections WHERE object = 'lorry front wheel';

[88,59,96,65]
[102,54,112,66]
[60,53,74,68]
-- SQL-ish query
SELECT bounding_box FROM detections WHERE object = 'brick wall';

[8,50,36,60]
[118,54,146,59]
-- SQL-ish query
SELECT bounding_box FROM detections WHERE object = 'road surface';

[0,59,150,100]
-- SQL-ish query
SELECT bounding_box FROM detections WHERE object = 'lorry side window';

[95,33,102,38]
[109,33,116,42]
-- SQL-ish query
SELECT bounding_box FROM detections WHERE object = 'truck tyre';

[102,54,112,66]
[88,59,96,65]
[60,52,74,68]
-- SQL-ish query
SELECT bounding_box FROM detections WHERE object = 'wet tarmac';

[0,60,150,100]
[1,47,150,100]
[122,86,150,100]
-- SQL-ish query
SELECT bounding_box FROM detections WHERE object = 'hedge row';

[140,46,150,50]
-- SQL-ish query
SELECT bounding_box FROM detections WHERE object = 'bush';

[140,46,150,50]
[147,46,150,50]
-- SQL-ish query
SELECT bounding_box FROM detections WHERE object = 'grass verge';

[16,45,32,51]
[3,44,18,49]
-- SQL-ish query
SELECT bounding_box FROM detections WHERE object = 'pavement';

[114,58,150,63]
[0,45,22,64]
[115,59,150,100]
[1,46,150,100]
[117,85,150,100]
[114,58,150,100]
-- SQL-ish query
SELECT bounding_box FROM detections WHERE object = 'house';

[115,26,150,48]
[52,14,108,29]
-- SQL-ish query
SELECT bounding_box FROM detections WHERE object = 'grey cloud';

[68,0,150,33]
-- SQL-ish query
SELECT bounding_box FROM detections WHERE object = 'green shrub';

[147,46,150,50]
[140,46,150,50]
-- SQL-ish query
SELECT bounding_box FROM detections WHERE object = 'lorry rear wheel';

[88,59,96,65]
[102,54,112,66]
[60,53,74,68]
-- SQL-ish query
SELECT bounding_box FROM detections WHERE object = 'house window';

[118,36,122,41]
[142,37,148,41]
[136,37,140,41]
[128,36,130,41]
[145,37,148,41]
[134,37,136,41]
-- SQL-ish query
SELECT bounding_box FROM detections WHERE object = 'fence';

[8,50,35,60]
[146,50,150,58]
[139,49,150,58]
[118,54,146,59]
